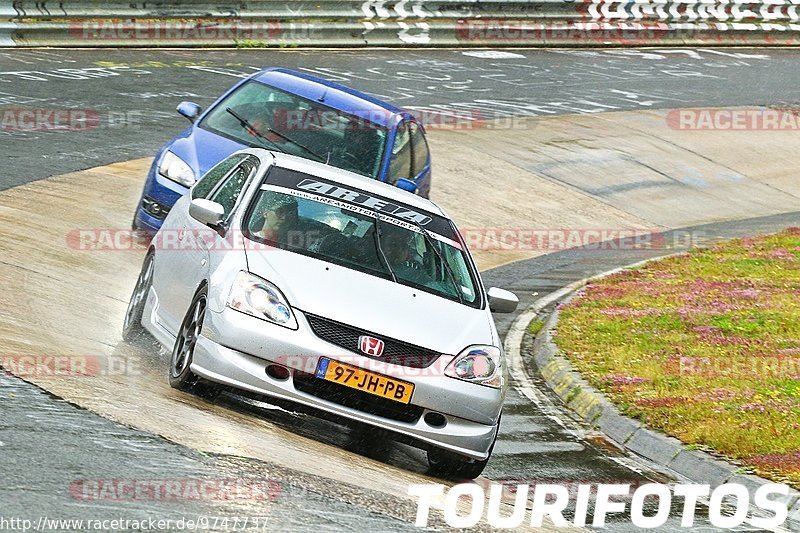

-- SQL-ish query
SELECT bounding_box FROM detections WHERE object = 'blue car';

[133,67,432,232]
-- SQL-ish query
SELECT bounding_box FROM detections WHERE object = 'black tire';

[427,427,498,480]
[122,252,154,341]
[168,287,218,399]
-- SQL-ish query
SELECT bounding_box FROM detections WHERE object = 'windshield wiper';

[372,212,397,283]
[409,219,464,305]
[225,107,325,163]
[226,107,286,153]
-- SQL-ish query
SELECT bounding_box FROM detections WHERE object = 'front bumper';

[133,160,189,232]
[192,307,502,459]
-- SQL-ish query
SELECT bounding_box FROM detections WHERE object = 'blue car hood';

[169,127,247,180]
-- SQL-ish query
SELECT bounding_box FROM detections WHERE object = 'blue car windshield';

[200,80,389,179]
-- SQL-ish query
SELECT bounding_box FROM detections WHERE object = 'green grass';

[528,319,545,336]
[555,228,800,487]
[235,40,268,48]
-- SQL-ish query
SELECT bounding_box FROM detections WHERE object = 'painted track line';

[504,257,659,434]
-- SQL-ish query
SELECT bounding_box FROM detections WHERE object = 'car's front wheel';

[427,449,490,480]
[169,288,218,398]
[427,438,496,480]
[122,251,154,341]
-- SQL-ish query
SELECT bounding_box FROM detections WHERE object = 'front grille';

[304,314,441,368]
[293,372,423,424]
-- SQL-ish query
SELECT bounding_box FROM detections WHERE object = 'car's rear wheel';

[169,288,218,398]
[427,430,497,480]
[122,251,154,341]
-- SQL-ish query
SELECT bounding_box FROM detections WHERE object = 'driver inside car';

[255,198,297,243]
[380,225,426,281]
[252,195,333,251]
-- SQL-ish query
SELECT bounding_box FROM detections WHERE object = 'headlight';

[227,272,297,329]
[158,151,196,188]
[445,345,503,388]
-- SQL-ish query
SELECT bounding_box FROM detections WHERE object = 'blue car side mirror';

[396,178,418,194]
[177,101,202,123]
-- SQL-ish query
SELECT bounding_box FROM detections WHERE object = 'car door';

[154,154,246,334]
[408,120,431,195]
[201,155,260,276]
[385,119,430,194]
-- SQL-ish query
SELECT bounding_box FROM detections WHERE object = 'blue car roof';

[252,68,404,128]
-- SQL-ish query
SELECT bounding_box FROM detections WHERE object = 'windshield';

[243,169,480,307]
[200,80,389,179]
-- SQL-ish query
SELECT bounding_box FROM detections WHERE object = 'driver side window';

[410,122,429,178]
[208,157,258,218]
[192,154,246,200]
[387,122,411,185]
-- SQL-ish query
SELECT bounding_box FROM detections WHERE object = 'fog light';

[266,364,290,381]
[142,196,170,220]
[424,412,447,428]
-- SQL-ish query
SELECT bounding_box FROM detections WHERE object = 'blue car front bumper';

[133,159,190,232]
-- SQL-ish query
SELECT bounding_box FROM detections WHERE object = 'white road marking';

[462,51,525,59]
[505,287,584,436]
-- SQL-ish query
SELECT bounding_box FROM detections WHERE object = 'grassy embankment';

[555,229,800,486]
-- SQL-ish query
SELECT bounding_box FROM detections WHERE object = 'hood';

[169,126,248,180]
[245,248,495,356]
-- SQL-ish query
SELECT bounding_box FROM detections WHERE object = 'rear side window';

[192,154,246,199]
[208,157,258,217]
[410,122,429,178]
[387,122,412,184]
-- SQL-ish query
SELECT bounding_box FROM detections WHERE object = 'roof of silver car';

[242,148,451,220]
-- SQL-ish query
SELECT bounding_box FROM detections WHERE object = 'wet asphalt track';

[2,48,800,531]
[3,47,800,190]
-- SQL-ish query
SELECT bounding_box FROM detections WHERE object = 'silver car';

[124,148,519,479]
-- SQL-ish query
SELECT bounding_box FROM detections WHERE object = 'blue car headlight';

[227,271,298,330]
[158,151,196,188]
[445,345,504,388]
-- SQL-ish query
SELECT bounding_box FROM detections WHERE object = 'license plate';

[315,358,414,404]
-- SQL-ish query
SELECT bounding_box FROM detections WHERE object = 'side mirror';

[177,101,202,123]
[396,178,418,194]
[189,198,225,227]
[488,287,519,313]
